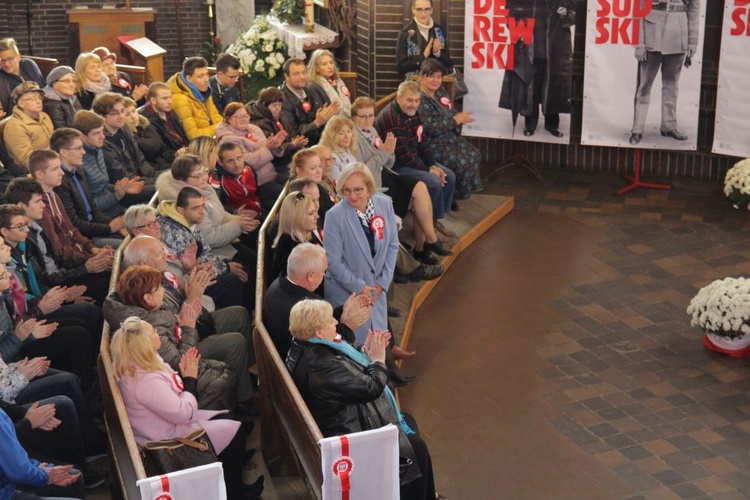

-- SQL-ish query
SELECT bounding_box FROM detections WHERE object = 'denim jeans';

[395,164,455,219]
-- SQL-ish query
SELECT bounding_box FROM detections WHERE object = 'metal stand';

[25,0,34,55]
[617,148,671,196]
[485,150,545,185]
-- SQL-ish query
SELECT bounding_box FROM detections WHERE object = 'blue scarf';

[308,337,415,434]
[180,72,207,103]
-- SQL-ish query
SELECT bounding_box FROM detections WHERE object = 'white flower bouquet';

[228,17,287,81]
[688,277,750,357]
[723,158,750,208]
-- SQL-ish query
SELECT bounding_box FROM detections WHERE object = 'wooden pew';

[340,71,357,100]
[97,236,148,500]
[28,56,59,80]
[254,186,324,498]
[117,63,148,87]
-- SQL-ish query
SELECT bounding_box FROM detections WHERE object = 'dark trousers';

[400,413,437,500]
[20,325,93,391]
[525,58,560,133]
[20,395,87,469]
[15,370,103,459]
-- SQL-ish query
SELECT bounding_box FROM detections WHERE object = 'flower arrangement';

[227,17,288,100]
[723,158,750,209]
[271,0,305,25]
[687,277,750,357]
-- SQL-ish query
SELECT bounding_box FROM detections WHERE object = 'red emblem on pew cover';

[332,436,353,500]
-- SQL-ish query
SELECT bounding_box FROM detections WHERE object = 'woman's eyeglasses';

[136,220,160,230]
[414,7,433,12]
[189,167,210,179]
[342,187,366,196]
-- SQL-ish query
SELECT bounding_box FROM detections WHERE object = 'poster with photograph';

[712,2,750,158]
[581,0,706,150]
[462,0,576,144]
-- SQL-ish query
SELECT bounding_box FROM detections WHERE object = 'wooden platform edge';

[398,196,515,351]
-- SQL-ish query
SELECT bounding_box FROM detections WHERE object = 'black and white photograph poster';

[462,0,576,144]
[581,0,706,150]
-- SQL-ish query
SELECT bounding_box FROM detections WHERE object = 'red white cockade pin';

[370,216,385,240]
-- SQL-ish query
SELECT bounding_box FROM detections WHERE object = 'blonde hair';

[307,49,338,88]
[74,52,102,92]
[319,115,359,158]
[188,135,219,171]
[289,299,333,341]
[110,316,169,381]
[337,162,376,199]
[290,148,321,178]
[274,191,314,247]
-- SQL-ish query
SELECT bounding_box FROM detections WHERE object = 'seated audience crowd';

[0,39,469,499]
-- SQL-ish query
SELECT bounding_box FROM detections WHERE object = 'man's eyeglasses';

[135,220,160,231]
[0,55,18,65]
[414,7,433,13]
[8,223,29,231]
[354,114,375,120]
[221,72,242,81]
[62,146,85,151]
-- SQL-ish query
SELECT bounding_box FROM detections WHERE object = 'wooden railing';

[253,185,324,498]
[97,235,148,499]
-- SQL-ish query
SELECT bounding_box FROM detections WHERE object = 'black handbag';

[141,429,218,477]
[450,68,468,100]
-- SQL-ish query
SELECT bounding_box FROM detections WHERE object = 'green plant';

[199,37,226,65]
[271,0,305,25]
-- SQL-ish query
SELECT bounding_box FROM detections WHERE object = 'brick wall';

[5,0,212,76]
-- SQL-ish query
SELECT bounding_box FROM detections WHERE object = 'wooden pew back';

[254,186,324,498]
[97,236,148,499]
[27,56,59,80]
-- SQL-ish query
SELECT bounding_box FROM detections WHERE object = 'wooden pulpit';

[66,6,157,63]
[121,38,167,84]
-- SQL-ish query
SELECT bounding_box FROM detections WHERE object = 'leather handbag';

[450,68,468,100]
[141,429,219,477]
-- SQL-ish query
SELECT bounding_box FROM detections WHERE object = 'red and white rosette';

[153,476,174,500]
[301,100,312,112]
[373,136,383,149]
[246,130,258,142]
[163,270,180,290]
[117,78,132,91]
[172,373,185,391]
[370,215,385,240]
[340,84,351,98]
[332,436,354,500]
[439,96,452,109]
[416,124,424,143]
[174,325,183,343]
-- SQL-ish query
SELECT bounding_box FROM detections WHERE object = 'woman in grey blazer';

[323,163,399,344]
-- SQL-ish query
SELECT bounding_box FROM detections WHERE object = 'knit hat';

[92,46,117,63]
[46,65,75,86]
[10,81,44,102]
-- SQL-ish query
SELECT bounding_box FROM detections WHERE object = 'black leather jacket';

[286,340,422,485]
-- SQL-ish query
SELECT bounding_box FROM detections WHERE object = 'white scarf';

[414,17,434,42]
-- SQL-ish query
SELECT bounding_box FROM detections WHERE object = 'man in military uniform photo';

[629,0,700,145]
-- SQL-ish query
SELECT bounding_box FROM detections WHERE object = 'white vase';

[705,332,750,357]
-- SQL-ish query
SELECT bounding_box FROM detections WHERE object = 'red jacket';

[211,165,263,213]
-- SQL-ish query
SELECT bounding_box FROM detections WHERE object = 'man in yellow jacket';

[166,57,222,141]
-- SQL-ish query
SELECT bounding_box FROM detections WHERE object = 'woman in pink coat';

[110,316,263,498]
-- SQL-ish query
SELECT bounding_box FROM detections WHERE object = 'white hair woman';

[286,298,439,499]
